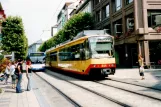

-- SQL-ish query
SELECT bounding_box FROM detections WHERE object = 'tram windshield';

[88,36,114,58]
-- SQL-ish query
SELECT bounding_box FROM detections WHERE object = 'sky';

[0,0,76,45]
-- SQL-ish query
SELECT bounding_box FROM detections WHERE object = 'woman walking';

[10,61,16,88]
[26,60,32,91]
[4,63,11,84]
[138,54,145,80]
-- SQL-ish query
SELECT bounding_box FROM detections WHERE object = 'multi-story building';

[0,2,6,42]
[59,0,161,68]
[57,2,73,30]
[70,0,92,15]
[90,0,161,68]
[28,39,43,53]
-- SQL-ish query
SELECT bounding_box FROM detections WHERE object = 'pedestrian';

[16,59,23,93]
[22,60,26,73]
[4,62,11,84]
[26,60,32,91]
[10,61,16,89]
[138,54,145,80]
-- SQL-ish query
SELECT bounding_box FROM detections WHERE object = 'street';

[32,68,161,107]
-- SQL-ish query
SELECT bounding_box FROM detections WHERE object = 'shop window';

[125,0,133,5]
[148,10,161,28]
[102,4,110,19]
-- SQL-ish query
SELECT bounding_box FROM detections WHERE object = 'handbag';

[139,67,144,72]
[139,67,144,76]
[12,74,17,80]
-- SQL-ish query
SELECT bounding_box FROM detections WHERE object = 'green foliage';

[39,12,94,52]
[1,16,28,59]
[0,55,4,60]
[0,58,10,73]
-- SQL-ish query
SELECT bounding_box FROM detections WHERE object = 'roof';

[57,2,73,20]
[0,2,6,18]
[29,39,43,47]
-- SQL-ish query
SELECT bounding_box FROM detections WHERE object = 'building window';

[114,19,122,37]
[96,10,101,22]
[94,0,100,6]
[103,24,111,34]
[125,0,133,5]
[116,0,122,11]
[102,4,110,19]
[148,10,161,28]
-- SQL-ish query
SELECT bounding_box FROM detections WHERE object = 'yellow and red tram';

[45,30,116,77]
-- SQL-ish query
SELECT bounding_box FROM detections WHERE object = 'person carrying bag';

[138,54,145,80]
[10,61,17,89]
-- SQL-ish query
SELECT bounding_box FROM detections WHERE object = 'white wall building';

[70,0,92,16]
[28,39,43,54]
[57,2,73,31]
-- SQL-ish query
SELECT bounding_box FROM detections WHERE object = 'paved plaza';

[0,68,161,107]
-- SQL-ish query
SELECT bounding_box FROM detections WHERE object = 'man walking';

[16,59,23,93]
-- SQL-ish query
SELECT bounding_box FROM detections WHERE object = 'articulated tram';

[45,30,116,77]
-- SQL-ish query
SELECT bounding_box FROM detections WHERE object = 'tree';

[1,16,28,59]
[39,12,94,52]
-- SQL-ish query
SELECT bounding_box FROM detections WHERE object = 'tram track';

[37,71,131,107]
[107,78,161,91]
[93,80,161,101]
[36,69,161,106]
[34,72,82,107]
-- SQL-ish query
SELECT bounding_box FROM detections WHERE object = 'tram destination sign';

[97,37,112,42]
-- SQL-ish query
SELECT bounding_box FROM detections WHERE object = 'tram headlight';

[93,65,96,67]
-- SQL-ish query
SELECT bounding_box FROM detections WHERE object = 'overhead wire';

[40,0,65,38]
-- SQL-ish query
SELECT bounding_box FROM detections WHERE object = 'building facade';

[58,0,161,68]
[0,2,6,42]
[90,0,161,68]
[28,39,43,53]
[57,2,73,30]
[70,0,92,15]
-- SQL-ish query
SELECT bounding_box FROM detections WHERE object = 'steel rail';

[45,71,131,107]
[107,78,161,91]
[93,80,161,101]
[34,72,82,107]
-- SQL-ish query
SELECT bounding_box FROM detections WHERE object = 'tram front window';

[89,37,113,58]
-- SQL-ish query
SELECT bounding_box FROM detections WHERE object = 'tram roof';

[46,30,111,53]
[74,30,110,40]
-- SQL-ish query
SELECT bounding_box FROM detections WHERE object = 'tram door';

[131,48,138,67]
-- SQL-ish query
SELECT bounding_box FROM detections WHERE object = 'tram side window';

[46,53,50,61]
[83,40,90,60]
[70,44,81,61]
[59,48,71,61]
[50,52,57,61]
